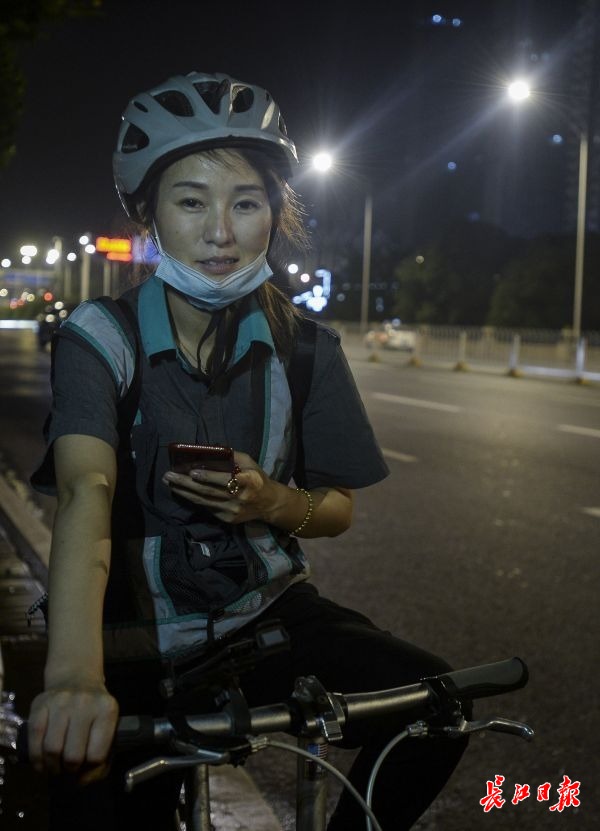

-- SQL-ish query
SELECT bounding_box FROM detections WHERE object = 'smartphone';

[168,443,234,475]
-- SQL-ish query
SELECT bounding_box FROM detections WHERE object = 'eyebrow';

[172,181,266,194]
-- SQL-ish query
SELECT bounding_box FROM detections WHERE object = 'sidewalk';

[0,471,282,830]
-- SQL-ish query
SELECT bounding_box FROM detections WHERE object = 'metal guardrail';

[337,322,600,383]
[2,317,599,381]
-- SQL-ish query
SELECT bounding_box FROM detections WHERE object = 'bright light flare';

[287,263,299,275]
[312,152,334,173]
[84,243,96,254]
[507,80,531,102]
[1,258,11,268]
[300,273,311,283]
[20,245,37,257]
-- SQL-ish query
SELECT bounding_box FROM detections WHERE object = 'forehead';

[160,148,265,188]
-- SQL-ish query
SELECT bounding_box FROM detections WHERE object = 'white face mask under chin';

[153,231,273,311]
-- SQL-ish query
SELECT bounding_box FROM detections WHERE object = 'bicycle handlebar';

[16,656,530,760]
[115,656,528,750]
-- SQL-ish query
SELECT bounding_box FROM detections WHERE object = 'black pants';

[49,583,469,830]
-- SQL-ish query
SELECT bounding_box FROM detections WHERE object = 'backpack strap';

[287,316,317,488]
[94,296,142,443]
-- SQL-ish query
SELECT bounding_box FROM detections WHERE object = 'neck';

[166,286,213,361]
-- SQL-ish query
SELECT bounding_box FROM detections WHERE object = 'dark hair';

[135,146,309,359]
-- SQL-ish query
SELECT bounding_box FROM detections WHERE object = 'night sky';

[0,0,582,261]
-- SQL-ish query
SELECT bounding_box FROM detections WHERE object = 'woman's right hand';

[28,683,119,782]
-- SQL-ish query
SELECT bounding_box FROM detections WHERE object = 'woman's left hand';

[162,450,277,525]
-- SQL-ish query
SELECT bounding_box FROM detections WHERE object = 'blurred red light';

[106,251,132,262]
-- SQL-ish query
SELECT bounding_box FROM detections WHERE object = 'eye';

[179,197,204,209]
[235,199,261,211]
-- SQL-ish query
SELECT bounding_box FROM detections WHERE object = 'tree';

[488,234,600,331]
[0,0,101,169]
[391,221,519,325]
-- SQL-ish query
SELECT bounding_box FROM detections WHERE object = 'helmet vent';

[121,124,149,153]
[193,79,229,114]
[231,86,254,113]
[278,115,288,136]
[133,101,148,113]
[153,90,194,117]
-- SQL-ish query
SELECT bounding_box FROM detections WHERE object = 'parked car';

[365,321,416,351]
[36,301,77,350]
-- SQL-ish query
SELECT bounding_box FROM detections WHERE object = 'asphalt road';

[1,326,599,829]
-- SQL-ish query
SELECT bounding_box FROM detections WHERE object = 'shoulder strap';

[94,296,142,444]
[30,296,142,495]
[287,316,317,488]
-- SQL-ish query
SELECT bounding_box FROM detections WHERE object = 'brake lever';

[124,747,231,791]
[433,715,534,741]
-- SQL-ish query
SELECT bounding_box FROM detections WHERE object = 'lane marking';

[372,392,462,413]
[581,507,600,519]
[558,424,600,440]
[382,448,418,463]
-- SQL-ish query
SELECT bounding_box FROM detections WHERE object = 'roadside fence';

[335,322,600,384]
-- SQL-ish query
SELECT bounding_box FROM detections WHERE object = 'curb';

[209,766,282,830]
[0,474,50,582]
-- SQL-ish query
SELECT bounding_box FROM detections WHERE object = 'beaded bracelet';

[291,487,313,536]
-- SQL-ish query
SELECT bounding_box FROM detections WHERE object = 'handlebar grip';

[432,657,528,701]
[115,715,158,750]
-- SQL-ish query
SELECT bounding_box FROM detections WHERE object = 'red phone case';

[168,443,234,475]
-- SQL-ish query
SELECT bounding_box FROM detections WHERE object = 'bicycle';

[19,622,534,831]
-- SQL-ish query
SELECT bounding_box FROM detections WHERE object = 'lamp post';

[507,80,588,340]
[573,131,588,340]
[311,152,373,333]
[78,234,95,301]
[65,251,77,300]
[50,236,63,296]
[360,193,373,335]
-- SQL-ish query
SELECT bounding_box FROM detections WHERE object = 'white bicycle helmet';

[113,71,299,219]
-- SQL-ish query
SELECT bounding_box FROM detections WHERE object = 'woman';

[28,71,468,830]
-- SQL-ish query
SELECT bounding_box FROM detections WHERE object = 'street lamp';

[310,151,373,334]
[506,80,587,340]
[507,79,531,102]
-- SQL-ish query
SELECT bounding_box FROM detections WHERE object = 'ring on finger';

[226,476,241,496]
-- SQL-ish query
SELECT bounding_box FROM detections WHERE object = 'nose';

[202,205,233,246]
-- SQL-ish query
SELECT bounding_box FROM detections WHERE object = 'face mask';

[154,232,273,311]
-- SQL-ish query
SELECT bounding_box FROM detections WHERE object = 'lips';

[198,257,238,276]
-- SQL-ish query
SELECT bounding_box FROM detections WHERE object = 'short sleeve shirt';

[37,276,389,494]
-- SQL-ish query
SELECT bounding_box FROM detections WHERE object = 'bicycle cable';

[266,739,384,831]
[365,729,410,831]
